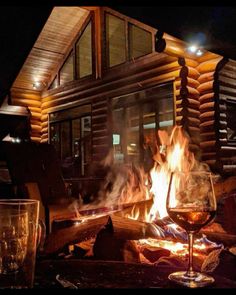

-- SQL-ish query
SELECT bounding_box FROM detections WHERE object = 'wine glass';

[166,171,217,288]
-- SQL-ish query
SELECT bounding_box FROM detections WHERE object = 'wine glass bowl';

[166,171,217,288]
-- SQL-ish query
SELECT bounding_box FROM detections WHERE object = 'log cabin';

[1,7,236,230]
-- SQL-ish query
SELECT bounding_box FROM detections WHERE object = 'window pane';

[129,24,152,59]
[72,119,81,177]
[49,76,58,90]
[76,22,92,79]
[143,103,156,171]
[81,116,91,175]
[112,83,174,167]
[113,107,126,164]
[60,52,73,85]
[226,100,236,141]
[106,14,126,67]
[50,123,60,157]
[50,104,91,123]
[157,97,174,133]
[61,121,71,161]
[126,105,140,165]
[72,119,80,158]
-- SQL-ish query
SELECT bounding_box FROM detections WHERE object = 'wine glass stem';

[186,232,195,277]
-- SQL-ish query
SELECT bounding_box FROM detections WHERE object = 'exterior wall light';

[196,49,203,56]
[188,45,198,53]
[33,81,47,90]
[187,45,204,56]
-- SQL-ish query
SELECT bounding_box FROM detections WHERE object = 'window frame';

[47,12,96,90]
[110,81,175,166]
[128,22,153,61]
[103,8,156,72]
[49,104,92,177]
[59,50,74,86]
[74,15,96,81]
[225,98,236,146]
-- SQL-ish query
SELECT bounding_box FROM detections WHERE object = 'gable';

[12,7,89,92]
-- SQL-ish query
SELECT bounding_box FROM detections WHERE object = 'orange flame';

[147,126,196,222]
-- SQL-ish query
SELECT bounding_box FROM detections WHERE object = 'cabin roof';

[1,6,236,103]
[11,7,89,93]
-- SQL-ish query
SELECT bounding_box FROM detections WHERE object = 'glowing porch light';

[33,81,47,90]
[196,49,203,56]
[188,45,198,53]
[187,44,204,57]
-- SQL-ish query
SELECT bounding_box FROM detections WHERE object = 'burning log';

[43,214,164,255]
[93,224,140,263]
[113,198,153,222]
[140,247,171,263]
[201,231,236,246]
[44,215,110,255]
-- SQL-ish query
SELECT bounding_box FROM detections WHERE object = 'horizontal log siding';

[41,53,181,163]
[175,58,201,156]
[217,59,236,173]
[197,56,225,172]
[11,90,42,142]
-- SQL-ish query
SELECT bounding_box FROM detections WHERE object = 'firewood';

[44,215,110,255]
[73,239,95,258]
[141,247,170,263]
[43,213,164,255]
[93,224,140,263]
[201,231,236,246]
[113,198,153,222]
[155,255,187,269]
[154,252,207,272]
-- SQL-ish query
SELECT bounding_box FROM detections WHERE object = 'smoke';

[65,126,219,219]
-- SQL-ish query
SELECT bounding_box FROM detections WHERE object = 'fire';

[126,126,196,222]
[148,126,196,222]
[71,126,218,259]
[121,126,217,256]
[138,238,208,256]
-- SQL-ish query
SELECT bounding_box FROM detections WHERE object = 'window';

[59,52,74,85]
[49,105,92,178]
[112,83,174,170]
[49,76,58,90]
[129,24,152,59]
[105,12,153,68]
[76,21,93,79]
[106,13,126,67]
[226,99,236,142]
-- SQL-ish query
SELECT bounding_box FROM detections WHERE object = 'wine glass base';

[168,271,214,288]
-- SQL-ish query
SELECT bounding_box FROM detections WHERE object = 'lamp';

[33,81,47,90]
[187,44,204,57]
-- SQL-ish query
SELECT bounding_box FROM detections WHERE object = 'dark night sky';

[1,5,236,101]
[115,6,236,57]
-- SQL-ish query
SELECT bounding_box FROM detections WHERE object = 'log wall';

[217,59,236,172]
[10,25,236,174]
[176,57,201,156]
[39,52,187,164]
[11,90,42,142]
[156,35,201,156]
[197,56,223,168]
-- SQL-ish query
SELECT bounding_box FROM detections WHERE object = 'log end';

[155,38,166,53]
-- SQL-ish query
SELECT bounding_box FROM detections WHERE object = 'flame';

[147,126,195,222]
[65,126,220,259]
[117,126,197,223]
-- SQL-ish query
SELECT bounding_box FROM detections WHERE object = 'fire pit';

[40,126,236,288]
